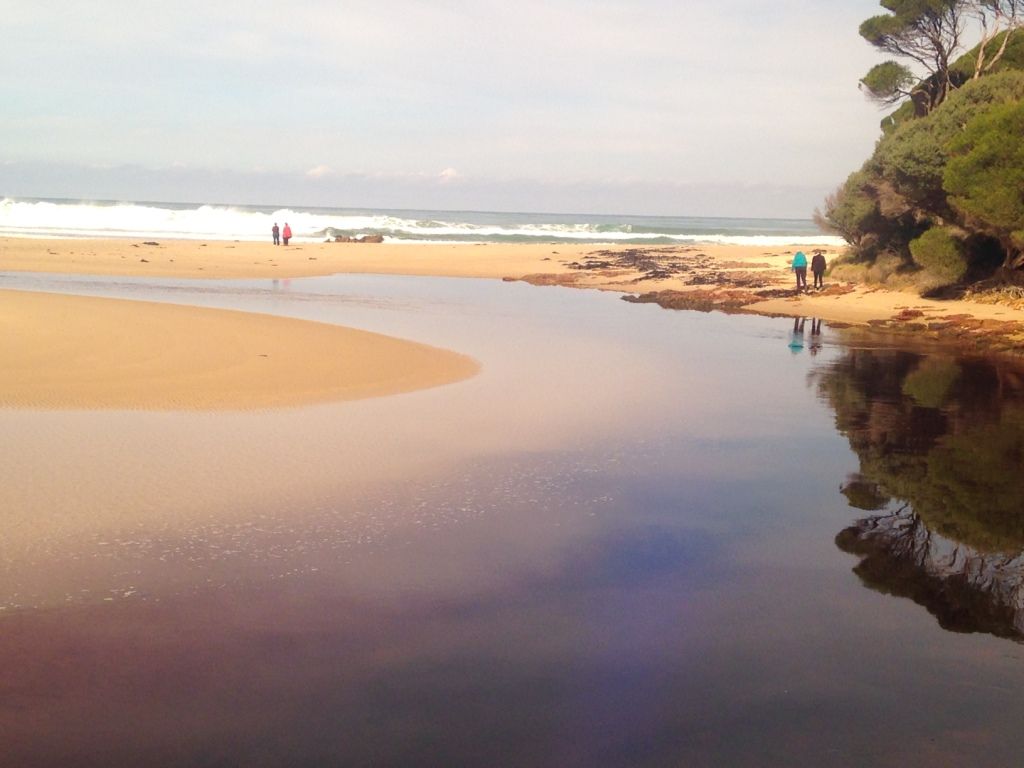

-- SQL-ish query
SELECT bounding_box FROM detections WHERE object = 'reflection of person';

[788,316,806,353]
[809,317,823,355]
[272,223,280,245]
[792,251,808,292]
[282,222,292,246]
[811,250,827,290]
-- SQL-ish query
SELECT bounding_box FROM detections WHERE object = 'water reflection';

[7,275,1024,764]
[788,317,824,356]
[815,347,1024,639]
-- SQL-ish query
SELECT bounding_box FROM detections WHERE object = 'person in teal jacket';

[791,251,808,292]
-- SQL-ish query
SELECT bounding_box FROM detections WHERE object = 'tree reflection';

[836,505,1024,639]
[814,348,1024,639]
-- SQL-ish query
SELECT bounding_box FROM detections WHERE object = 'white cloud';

[0,0,895,214]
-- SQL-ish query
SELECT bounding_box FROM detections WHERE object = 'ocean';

[0,197,843,247]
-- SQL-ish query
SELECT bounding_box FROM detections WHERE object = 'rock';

[333,234,384,243]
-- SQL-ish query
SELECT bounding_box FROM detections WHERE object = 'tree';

[970,1,1024,78]
[859,0,1024,113]
[861,61,920,106]
[860,0,967,113]
[944,99,1024,268]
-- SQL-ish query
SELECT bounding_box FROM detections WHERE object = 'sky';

[0,0,892,218]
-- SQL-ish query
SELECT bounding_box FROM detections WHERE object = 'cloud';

[0,0,892,214]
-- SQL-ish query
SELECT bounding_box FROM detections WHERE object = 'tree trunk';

[1003,250,1024,270]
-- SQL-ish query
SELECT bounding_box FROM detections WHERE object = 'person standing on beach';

[811,250,827,290]
[272,222,280,245]
[792,251,808,292]
[282,223,292,246]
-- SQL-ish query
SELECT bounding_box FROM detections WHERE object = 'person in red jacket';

[282,222,292,245]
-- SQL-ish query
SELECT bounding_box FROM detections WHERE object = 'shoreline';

[3,238,1023,405]
[6,235,1024,328]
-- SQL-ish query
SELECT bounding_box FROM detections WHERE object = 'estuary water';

[1,273,1023,767]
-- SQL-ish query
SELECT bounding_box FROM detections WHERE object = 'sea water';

[0,196,843,246]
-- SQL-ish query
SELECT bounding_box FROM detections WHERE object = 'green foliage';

[821,171,879,245]
[879,29,1024,132]
[859,0,964,112]
[881,101,917,134]
[862,61,917,104]
[874,72,1024,211]
[909,227,968,284]
[944,100,1024,267]
[859,0,960,50]
[826,71,1024,281]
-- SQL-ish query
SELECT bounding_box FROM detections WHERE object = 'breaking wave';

[0,197,844,247]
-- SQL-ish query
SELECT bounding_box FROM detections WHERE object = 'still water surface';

[1,273,1023,766]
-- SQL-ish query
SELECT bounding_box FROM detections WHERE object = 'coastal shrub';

[820,171,880,246]
[944,99,1024,270]
[828,249,916,287]
[822,170,916,261]
[909,227,968,287]
[827,257,871,285]
[867,250,912,285]
[826,71,1024,278]
[872,71,1024,215]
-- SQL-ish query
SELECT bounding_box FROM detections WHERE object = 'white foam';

[0,198,844,247]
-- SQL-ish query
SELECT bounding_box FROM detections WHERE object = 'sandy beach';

[3,235,1024,410]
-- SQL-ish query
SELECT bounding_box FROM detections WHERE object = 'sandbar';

[0,289,478,410]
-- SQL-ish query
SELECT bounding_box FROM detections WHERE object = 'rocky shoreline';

[511,244,1024,361]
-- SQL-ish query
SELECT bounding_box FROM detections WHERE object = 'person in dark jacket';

[811,250,827,290]
[272,222,280,245]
